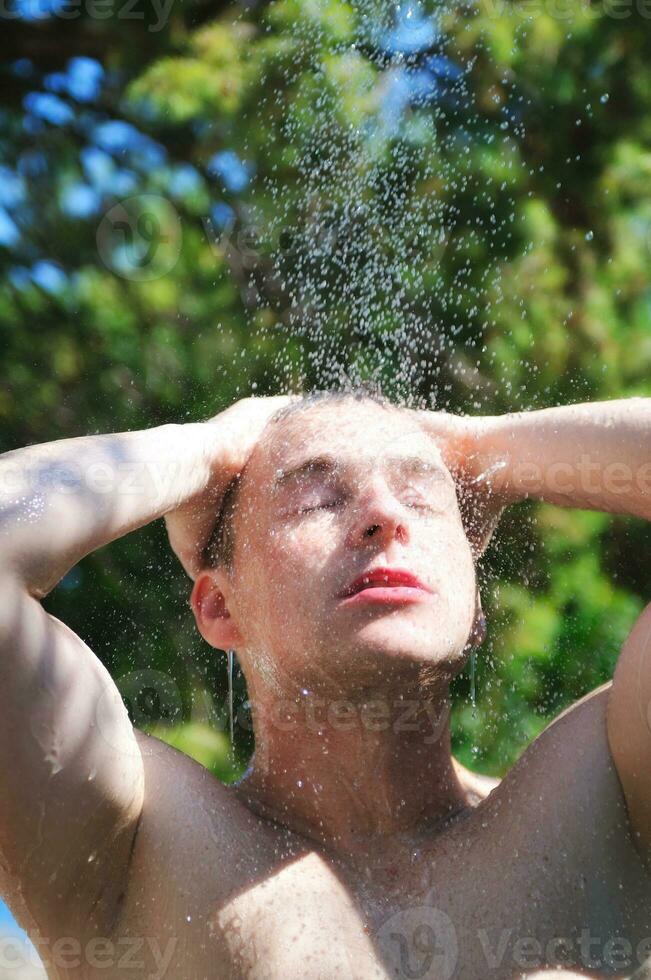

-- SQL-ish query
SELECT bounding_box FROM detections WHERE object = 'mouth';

[337,567,434,605]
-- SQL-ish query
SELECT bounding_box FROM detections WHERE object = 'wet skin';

[2,397,651,979]
[100,687,649,980]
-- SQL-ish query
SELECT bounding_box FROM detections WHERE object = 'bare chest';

[103,701,651,980]
[108,805,651,980]
[207,829,651,980]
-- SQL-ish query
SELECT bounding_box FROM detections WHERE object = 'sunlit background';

[2,0,651,968]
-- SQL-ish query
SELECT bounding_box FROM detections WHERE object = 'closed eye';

[299,498,436,515]
[298,499,343,514]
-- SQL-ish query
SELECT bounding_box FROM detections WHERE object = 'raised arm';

[492,398,651,867]
[0,395,290,949]
[473,396,651,520]
[419,396,651,868]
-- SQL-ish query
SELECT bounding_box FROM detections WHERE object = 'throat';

[233,695,472,859]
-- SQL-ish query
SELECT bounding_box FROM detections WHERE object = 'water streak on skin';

[227,648,235,759]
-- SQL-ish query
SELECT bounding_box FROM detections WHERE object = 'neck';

[234,677,470,861]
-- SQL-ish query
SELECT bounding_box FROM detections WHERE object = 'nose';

[346,476,409,549]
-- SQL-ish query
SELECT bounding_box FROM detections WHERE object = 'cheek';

[429,522,476,609]
[265,525,334,613]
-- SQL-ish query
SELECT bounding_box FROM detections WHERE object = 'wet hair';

[200,385,396,575]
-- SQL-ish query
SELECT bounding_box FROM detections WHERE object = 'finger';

[164,480,230,579]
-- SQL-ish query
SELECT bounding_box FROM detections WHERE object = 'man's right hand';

[165,395,297,581]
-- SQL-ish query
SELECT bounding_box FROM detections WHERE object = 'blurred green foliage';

[1,0,651,782]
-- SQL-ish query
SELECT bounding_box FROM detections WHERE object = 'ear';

[190,571,244,651]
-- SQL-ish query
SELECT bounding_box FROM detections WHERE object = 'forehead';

[252,401,446,485]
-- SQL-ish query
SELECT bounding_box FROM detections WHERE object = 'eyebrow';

[271,453,449,494]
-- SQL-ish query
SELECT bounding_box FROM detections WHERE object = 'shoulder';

[107,729,305,946]
[493,682,651,886]
[450,687,614,806]
[497,680,614,803]
[132,727,243,820]
[130,728,285,859]
[102,731,257,931]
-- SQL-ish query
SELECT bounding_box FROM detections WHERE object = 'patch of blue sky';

[380,71,414,133]
[383,2,439,56]
[0,898,44,970]
[406,67,441,106]
[110,170,139,196]
[31,260,67,293]
[17,150,48,178]
[0,209,20,247]
[23,92,74,126]
[93,121,167,169]
[67,58,104,103]
[45,58,104,103]
[207,151,252,193]
[0,901,16,931]
[168,164,203,198]
[61,183,101,218]
[13,0,67,17]
[80,146,137,196]
[10,58,34,78]
[81,146,113,186]
[424,54,463,82]
[0,168,26,209]
[378,57,462,135]
[22,114,45,136]
[8,266,32,290]
[210,202,235,229]
[43,70,68,94]
[380,66,446,129]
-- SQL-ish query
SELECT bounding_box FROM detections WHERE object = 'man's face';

[225,401,477,698]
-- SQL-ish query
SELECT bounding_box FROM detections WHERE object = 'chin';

[351,616,468,657]
[334,631,468,683]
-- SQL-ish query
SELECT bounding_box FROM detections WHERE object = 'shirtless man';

[1,389,651,980]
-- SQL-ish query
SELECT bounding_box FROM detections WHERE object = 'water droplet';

[585,230,594,241]
[227,649,235,762]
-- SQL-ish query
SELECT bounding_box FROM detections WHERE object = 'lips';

[338,567,432,599]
